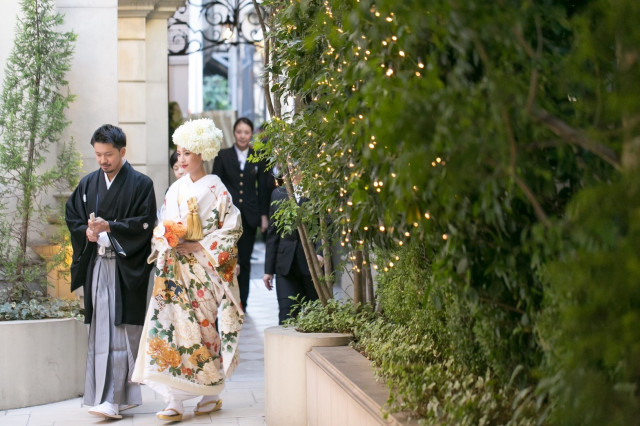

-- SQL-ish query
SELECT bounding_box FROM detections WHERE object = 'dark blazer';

[212,146,270,229]
[265,187,312,277]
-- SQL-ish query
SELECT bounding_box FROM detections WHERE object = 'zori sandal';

[194,398,222,415]
[157,407,183,422]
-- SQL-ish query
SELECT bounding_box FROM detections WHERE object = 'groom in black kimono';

[66,124,156,419]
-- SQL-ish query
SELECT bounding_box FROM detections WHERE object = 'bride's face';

[176,146,203,176]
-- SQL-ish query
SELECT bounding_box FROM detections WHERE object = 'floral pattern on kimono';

[132,174,243,395]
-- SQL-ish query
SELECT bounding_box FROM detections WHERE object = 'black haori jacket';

[65,161,156,326]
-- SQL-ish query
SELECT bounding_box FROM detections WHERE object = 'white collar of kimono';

[104,159,127,189]
[164,174,210,221]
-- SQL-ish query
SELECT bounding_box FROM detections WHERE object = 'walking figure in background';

[263,170,321,324]
[212,117,270,311]
[65,124,157,420]
[133,118,244,422]
[170,150,185,180]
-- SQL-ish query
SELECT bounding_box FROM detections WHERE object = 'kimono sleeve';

[65,179,95,291]
[199,183,243,271]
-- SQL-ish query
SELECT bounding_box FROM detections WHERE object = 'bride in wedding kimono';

[132,118,244,422]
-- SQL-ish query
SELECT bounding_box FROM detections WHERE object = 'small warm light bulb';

[442,234,448,240]
[363,226,369,231]
[386,69,394,77]
[404,231,410,237]
[379,225,385,232]
[425,212,431,219]
[399,50,405,57]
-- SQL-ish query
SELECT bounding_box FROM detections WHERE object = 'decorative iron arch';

[168,0,264,55]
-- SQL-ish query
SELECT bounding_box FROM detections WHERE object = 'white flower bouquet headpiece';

[172,118,223,161]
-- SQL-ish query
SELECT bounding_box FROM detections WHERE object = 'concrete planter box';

[264,326,352,426]
[306,346,419,425]
[0,318,87,410]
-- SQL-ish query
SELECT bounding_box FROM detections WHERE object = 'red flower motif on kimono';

[218,221,224,229]
[197,289,204,298]
[191,301,199,308]
[201,319,210,327]
[209,241,218,250]
[218,251,230,265]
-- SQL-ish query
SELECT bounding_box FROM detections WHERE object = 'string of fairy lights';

[267,0,447,272]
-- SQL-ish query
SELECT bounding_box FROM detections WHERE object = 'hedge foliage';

[258,0,640,423]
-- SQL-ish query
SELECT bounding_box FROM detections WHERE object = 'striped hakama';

[83,252,143,406]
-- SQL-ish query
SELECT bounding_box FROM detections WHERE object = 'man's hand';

[86,227,99,242]
[88,217,110,234]
[263,274,274,291]
[260,215,269,233]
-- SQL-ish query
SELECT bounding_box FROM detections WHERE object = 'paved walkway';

[0,242,278,426]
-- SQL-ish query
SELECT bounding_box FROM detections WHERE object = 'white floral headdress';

[172,118,223,161]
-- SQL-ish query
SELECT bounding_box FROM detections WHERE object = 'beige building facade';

[0,0,184,212]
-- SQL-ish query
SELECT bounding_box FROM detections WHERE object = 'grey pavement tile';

[238,344,263,352]
[209,406,264,420]
[0,414,29,426]
[239,352,265,361]
[237,418,266,426]
[217,390,255,406]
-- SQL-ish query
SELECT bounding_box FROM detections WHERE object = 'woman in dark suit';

[212,117,270,310]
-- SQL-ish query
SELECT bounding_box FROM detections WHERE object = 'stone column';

[118,0,183,205]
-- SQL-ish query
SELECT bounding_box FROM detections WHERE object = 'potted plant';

[0,0,84,410]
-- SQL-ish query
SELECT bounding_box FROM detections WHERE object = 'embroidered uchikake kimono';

[132,173,243,398]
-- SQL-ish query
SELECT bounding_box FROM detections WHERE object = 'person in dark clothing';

[65,124,156,419]
[263,173,321,325]
[212,117,270,310]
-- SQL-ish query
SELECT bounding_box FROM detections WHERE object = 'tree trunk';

[352,250,364,305]
[364,246,374,306]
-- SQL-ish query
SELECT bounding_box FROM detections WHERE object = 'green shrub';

[285,297,376,334]
[538,170,640,425]
[0,295,83,321]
